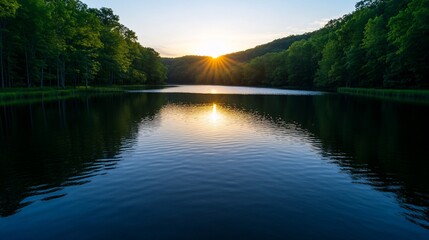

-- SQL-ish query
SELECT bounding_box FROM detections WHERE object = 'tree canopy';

[165,0,429,90]
[0,0,166,88]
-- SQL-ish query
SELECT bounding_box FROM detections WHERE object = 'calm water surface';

[0,86,428,239]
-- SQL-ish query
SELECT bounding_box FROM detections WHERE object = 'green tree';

[122,31,147,84]
[0,0,19,88]
[315,38,346,89]
[92,8,130,85]
[140,47,166,84]
[12,0,52,87]
[0,0,165,88]
[49,0,80,88]
[387,0,429,88]
[339,8,373,87]
[0,0,19,16]
[286,40,316,88]
[68,2,102,87]
[243,56,266,85]
[362,16,388,87]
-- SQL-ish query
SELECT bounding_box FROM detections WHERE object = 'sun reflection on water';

[210,103,220,123]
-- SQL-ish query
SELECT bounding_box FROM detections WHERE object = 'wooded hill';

[164,0,429,90]
[162,34,311,85]
[224,34,312,62]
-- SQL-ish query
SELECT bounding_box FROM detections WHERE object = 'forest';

[1,0,428,90]
[0,0,167,88]
[165,0,429,90]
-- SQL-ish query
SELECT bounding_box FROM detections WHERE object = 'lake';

[0,85,428,239]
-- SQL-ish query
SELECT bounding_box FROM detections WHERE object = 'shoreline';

[2,85,429,106]
[338,87,429,104]
[0,86,153,106]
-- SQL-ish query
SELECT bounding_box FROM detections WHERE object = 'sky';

[83,0,358,57]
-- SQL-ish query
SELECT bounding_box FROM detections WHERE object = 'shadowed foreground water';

[0,86,428,239]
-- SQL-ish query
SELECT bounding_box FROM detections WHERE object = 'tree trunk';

[85,65,88,88]
[48,65,51,87]
[6,53,12,87]
[40,65,44,87]
[111,70,115,85]
[56,57,66,88]
[40,58,45,87]
[57,58,60,88]
[0,40,4,88]
[25,48,31,88]
[61,59,65,88]
[0,20,4,88]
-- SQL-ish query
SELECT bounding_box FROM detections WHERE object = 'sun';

[195,40,233,58]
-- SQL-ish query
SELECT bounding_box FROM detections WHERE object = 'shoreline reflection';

[0,91,428,239]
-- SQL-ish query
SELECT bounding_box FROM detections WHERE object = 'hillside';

[163,34,310,84]
[224,34,312,62]
[164,0,429,89]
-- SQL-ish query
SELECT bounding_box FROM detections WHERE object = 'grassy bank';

[0,86,131,106]
[338,87,429,104]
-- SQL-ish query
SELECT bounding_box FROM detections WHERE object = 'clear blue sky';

[83,0,358,57]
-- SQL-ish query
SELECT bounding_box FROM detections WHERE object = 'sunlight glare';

[210,104,220,123]
[196,40,232,58]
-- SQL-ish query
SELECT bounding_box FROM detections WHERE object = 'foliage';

[0,0,166,88]
[163,34,311,85]
[0,0,20,18]
[165,0,429,90]
[224,34,312,62]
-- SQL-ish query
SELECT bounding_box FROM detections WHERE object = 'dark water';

[1,86,428,239]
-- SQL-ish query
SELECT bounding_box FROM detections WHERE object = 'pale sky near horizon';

[83,0,358,57]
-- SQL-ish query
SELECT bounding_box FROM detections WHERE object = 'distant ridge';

[163,33,311,63]
[224,33,311,62]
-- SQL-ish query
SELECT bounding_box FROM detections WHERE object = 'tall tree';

[68,2,102,87]
[362,16,388,87]
[387,0,429,88]
[92,8,130,85]
[286,40,316,88]
[0,0,19,88]
[13,0,51,87]
[315,38,346,88]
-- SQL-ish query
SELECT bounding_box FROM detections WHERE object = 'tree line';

[0,94,166,216]
[0,0,167,88]
[165,0,429,90]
